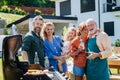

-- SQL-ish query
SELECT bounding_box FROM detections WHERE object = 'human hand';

[59,56,65,63]
[87,52,98,60]
[61,52,67,56]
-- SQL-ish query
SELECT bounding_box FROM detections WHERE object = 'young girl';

[70,22,88,80]
[61,27,76,79]
[62,27,77,56]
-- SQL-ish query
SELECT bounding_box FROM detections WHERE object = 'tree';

[0,0,55,8]
[40,0,55,8]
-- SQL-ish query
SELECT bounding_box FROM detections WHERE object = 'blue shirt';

[44,36,67,72]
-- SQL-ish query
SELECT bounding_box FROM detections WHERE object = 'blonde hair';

[77,22,86,36]
[64,27,76,41]
[41,22,54,40]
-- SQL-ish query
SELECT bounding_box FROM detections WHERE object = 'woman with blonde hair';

[70,22,88,80]
[42,22,67,73]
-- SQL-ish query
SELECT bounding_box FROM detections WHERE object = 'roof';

[7,14,78,28]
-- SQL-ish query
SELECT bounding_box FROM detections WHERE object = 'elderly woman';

[70,22,88,80]
[42,22,67,73]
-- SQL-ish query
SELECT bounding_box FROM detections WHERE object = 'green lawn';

[0,58,3,80]
[0,56,23,80]
[0,12,24,25]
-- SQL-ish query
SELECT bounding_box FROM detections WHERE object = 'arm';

[21,36,32,61]
[21,51,28,61]
[87,32,112,60]
[44,42,65,63]
[70,38,79,58]
[97,32,112,59]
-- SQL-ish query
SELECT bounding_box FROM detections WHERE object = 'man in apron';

[85,18,112,80]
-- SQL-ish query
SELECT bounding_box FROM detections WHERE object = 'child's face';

[68,30,76,40]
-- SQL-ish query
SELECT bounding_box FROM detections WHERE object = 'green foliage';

[3,27,8,35]
[0,13,24,25]
[40,0,55,8]
[0,0,7,5]
[0,5,10,13]
[5,0,18,6]
[0,0,55,8]
[20,0,41,7]
[63,26,67,37]
[11,7,26,15]
[34,9,41,15]
[114,39,120,47]
[52,11,55,16]
[0,5,26,15]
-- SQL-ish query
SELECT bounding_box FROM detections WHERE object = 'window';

[81,0,95,13]
[104,22,114,36]
[106,0,120,12]
[60,0,71,16]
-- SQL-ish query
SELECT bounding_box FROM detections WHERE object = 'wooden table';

[108,58,120,74]
[110,75,120,80]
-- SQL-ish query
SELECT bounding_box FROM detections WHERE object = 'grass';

[0,57,118,80]
[0,58,3,80]
[0,12,24,25]
[0,56,23,80]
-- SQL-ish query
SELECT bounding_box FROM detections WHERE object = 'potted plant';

[113,39,120,53]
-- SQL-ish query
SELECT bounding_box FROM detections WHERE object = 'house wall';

[55,0,120,43]
[100,0,120,43]
[55,2,60,16]
[54,23,69,36]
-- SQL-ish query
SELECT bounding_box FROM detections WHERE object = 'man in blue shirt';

[21,15,45,67]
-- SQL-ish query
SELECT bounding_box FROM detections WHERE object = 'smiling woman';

[42,22,67,73]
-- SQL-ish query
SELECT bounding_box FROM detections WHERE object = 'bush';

[11,7,26,15]
[4,27,9,35]
[114,39,120,47]
[52,11,55,16]
[34,9,41,15]
[0,5,10,13]
[18,8,26,15]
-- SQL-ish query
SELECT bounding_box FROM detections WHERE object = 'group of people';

[21,15,112,80]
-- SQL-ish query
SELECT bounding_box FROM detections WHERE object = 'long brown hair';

[77,22,86,36]
[41,22,54,40]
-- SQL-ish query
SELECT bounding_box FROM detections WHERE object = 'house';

[7,0,120,43]
[7,14,77,36]
[53,0,120,43]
